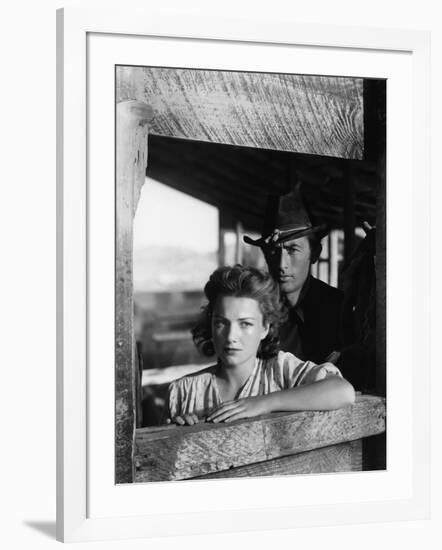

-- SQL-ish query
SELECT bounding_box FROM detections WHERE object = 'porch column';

[115,100,153,483]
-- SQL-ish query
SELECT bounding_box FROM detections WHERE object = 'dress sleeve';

[166,378,184,420]
[279,351,343,388]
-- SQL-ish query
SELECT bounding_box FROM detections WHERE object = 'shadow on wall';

[23,521,56,539]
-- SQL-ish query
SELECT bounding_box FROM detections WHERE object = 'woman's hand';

[207,396,270,423]
[166,413,200,426]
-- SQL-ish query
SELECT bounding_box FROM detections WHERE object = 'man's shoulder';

[308,276,343,304]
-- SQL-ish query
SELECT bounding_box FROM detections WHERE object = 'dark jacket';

[279,276,344,364]
[337,228,377,392]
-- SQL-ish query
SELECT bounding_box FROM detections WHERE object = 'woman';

[167,265,355,425]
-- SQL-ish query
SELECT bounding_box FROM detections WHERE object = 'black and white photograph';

[115,65,386,484]
[2,0,438,545]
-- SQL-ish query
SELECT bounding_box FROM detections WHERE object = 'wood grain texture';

[116,66,364,159]
[193,440,362,479]
[134,395,385,482]
[115,100,153,483]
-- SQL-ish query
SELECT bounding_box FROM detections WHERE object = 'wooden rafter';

[117,66,364,159]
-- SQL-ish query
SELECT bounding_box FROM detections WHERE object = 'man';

[338,221,376,391]
[243,184,343,364]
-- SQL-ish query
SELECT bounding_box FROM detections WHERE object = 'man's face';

[264,235,312,297]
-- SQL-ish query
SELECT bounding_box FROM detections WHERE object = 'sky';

[133,177,219,254]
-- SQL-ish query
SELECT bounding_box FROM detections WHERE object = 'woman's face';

[211,295,269,370]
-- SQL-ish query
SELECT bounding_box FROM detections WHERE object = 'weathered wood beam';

[115,100,153,483]
[194,440,362,479]
[134,395,385,482]
[117,66,364,159]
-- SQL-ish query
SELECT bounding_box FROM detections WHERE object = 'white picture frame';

[56,6,431,543]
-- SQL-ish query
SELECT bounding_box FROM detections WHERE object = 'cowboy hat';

[243,183,328,248]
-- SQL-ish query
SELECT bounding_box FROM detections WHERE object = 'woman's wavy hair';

[192,265,286,360]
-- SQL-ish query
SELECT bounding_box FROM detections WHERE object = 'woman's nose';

[226,324,239,342]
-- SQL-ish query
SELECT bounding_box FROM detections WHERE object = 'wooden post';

[329,231,339,287]
[235,221,243,264]
[115,100,153,483]
[361,80,387,468]
[218,210,236,266]
[218,229,226,267]
[376,150,386,397]
[364,79,387,397]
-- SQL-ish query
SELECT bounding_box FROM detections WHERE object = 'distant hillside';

[133,245,217,292]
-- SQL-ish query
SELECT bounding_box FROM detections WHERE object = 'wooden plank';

[259,395,384,460]
[134,395,385,482]
[135,421,268,482]
[116,66,364,159]
[115,100,153,483]
[193,440,362,479]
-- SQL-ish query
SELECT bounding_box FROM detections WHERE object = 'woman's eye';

[240,322,253,328]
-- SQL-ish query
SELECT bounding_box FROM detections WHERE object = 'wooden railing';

[134,395,386,482]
